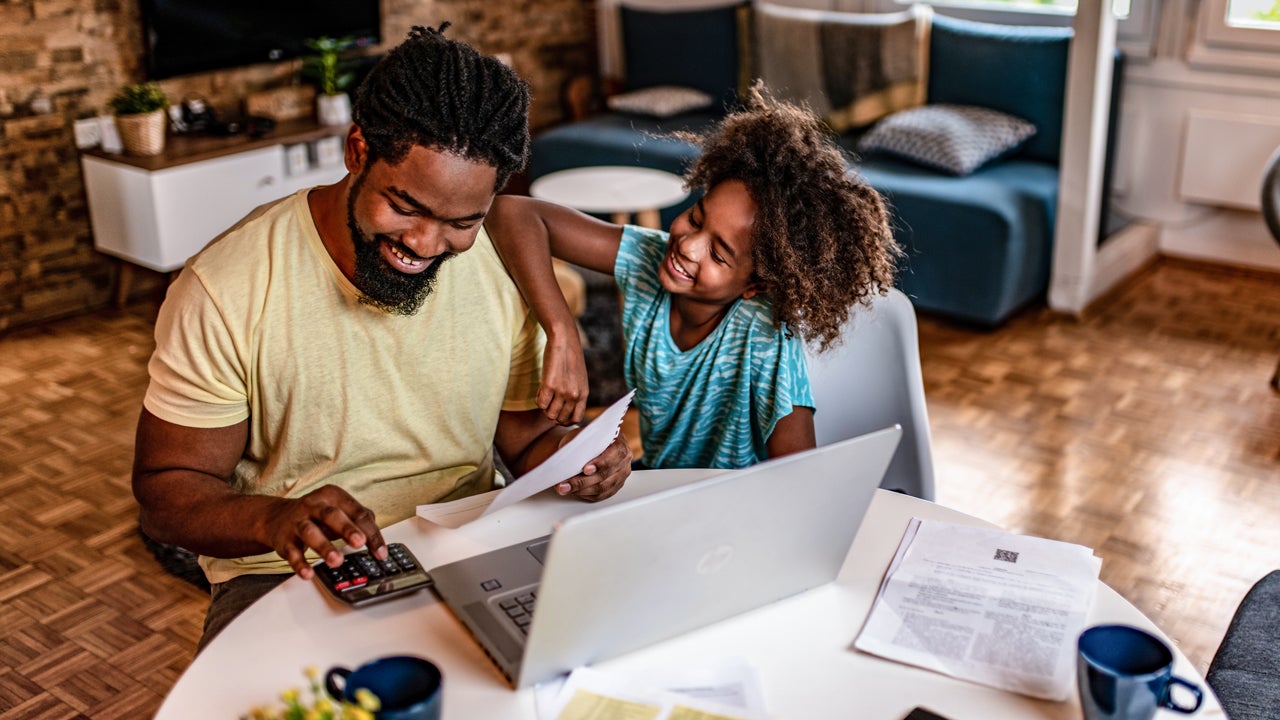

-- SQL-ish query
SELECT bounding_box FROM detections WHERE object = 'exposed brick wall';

[0,0,595,333]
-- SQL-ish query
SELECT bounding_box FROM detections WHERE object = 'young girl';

[489,84,901,469]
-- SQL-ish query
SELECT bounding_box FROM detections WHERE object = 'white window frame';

[1190,0,1280,73]
[876,0,1157,58]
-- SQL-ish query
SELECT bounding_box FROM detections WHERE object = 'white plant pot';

[317,93,352,127]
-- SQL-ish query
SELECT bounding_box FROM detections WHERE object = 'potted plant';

[303,36,358,126]
[110,82,169,156]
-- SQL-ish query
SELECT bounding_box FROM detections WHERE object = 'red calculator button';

[334,580,351,590]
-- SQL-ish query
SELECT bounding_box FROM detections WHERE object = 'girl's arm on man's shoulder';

[486,196,624,424]
[487,195,624,275]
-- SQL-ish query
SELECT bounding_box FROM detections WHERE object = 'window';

[1226,0,1280,30]
[911,0,1130,17]
[1193,0,1280,72]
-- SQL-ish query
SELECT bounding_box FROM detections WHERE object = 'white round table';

[156,474,1223,719]
[529,166,689,229]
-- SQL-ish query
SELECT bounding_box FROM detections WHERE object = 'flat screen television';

[140,0,382,80]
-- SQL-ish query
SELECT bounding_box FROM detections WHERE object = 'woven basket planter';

[116,109,167,156]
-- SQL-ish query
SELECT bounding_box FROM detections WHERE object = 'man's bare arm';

[132,408,387,578]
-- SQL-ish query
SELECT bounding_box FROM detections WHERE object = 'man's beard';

[347,174,454,316]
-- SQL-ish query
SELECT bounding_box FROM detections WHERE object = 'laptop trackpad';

[526,539,550,565]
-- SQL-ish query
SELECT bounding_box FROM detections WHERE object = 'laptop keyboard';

[496,589,538,635]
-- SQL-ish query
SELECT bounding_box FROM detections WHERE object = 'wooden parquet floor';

[0,257,1276,718]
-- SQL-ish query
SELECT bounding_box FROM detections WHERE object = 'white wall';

[1114,22,1280,271]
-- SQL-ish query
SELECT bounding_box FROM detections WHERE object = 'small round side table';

[529,165,689,229]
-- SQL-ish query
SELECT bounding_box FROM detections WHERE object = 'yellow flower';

[280,687,300,704]
[353,687,381,712]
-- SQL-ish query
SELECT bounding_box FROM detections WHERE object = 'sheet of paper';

[415,391,634,527]
[854,518,1101,701]
[414,489,499,529]
[480,390,634,518]
[542,662,765,720]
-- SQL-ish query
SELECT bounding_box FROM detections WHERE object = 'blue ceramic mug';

[325,655,442,720]
[1077,625,1203,720]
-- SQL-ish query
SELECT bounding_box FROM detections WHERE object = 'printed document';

[537,660,767,720]
[855,518,1100,701]
[416,391,634,528]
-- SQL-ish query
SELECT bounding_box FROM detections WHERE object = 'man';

[132,25,632,649]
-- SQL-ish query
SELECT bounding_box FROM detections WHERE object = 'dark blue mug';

[1077,624,1203,720]
[325,655,442,720]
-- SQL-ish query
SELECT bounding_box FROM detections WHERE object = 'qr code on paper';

[994,549,1019,563]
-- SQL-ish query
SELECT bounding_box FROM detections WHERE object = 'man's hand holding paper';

[417,391,635,528]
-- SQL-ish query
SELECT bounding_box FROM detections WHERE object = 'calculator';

[312,542,433,607]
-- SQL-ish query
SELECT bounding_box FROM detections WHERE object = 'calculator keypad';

[312,543,431,607]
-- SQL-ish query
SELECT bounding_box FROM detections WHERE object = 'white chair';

[806,288,936,501]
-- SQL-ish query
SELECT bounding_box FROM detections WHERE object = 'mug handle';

[1163,676,1204,714]
[324,666,351,701]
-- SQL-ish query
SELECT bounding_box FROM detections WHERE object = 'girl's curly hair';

[682,83,902,353]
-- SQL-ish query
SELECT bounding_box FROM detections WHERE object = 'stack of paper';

[855,518,1101,701]
[535,660,767,720]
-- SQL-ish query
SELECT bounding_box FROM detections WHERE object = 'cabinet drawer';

[149,147,285,269]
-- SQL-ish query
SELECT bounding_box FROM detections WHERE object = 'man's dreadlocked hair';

[353,23,531,190]
[683,82,902,353]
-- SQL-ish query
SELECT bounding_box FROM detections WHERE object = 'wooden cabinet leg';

[611,211,630,226]
[115,261,134,308]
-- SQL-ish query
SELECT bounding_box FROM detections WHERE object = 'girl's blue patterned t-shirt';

[614,225,814,469]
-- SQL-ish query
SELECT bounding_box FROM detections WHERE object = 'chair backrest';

[1261,145,1280,244]
[805,288,936,501]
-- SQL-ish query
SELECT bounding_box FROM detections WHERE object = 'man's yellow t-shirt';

[144,189,545,584]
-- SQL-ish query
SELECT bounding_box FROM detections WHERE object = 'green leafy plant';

[242,667,380,720]
[302,36,358,96]
[109,82,168,116]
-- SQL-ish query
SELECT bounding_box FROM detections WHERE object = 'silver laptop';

[428,425,903,688]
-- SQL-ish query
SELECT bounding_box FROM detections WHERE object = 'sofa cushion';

[606,85,716,118]
[854,154,1060,325]
[621,3,748,107]
[928,14,1071,165]
[857,104,1036,176]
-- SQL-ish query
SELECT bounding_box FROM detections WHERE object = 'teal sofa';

[529,7,1121,326]
[852,15,1096,327]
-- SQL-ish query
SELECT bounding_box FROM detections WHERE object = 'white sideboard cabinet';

[81,118,350,302]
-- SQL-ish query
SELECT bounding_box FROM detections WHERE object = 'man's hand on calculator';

[259,485,388,579]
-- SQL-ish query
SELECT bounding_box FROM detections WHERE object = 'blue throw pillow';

[927,14,1071,165]
[620,3,746,109]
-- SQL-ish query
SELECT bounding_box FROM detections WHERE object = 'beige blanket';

[756,2,932,132]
